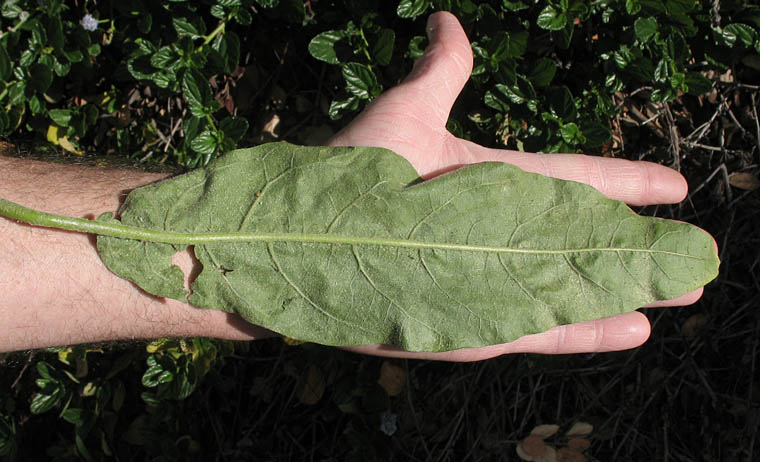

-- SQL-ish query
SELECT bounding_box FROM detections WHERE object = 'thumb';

[395,11,474,128]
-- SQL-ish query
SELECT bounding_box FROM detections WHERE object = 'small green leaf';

[0,45,10,81]
[371,29,395,66]
[547,86,577,121]
[219,116,249,143]
[234,8,252,25]
[528,58,556,88]
[580,121,611,148]
[308,30,347,65]
[213,31,240,74]
[560,122,584,144]
[8,82,27,105]
[484,88,510,112]
[397,0,430,19]
[492,30,529,59]
[342,63,380,100]
[61,408,86,426]
[722,23,757,47]
[407,35,427,59]
[182,69,213,117]
[87,43,101,57]
[30,390,63,415]
[190,130,219,156]
[172,17,200,38]
[63,49,84,63]
[49,109,73,126]
[328,95,361,119]
[634,17,658,43]
[654,58,670,83]
[537,5,567,31]
[684,71,713,95]
[151,46,178,70]
[29,63,53,93]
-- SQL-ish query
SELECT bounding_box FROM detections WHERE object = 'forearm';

[0,156,269,352]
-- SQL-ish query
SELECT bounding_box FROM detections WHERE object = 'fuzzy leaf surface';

[97,142,719,352]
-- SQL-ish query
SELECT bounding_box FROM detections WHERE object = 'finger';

[328,11,473,169]
[645,287,703,308]
[344,311,651,362]
[460,139,688,205]
[397,11,474,128]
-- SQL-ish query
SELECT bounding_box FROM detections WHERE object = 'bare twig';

[752,92,760,163]
[663,104,681,171]
[10,351,35,389]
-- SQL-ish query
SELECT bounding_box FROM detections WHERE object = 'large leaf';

[90,143,719,352]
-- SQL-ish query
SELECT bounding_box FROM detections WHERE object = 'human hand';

[329,11,706,361]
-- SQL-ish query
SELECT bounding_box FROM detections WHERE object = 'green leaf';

[61,408,86,426]
[172,17,200,38]
[484,88,510,112]
[30,389,63,415]
[537,5,567,31]
[151,46,179,70]
[87,43,101,57]
[634,17,658,43]
[580,121,611,148]
[328,95,361,119]
[528,58,556,88]
[684,71,713,95]
[0,45,10,81]
[341,63,380,100]
[560,122,584,144]
[371,29,395,66]
[29,63,53,93]
[8,82,26,105]
[219,116,249,143]
[308,30,347,65]
[407,35,427,59]
[190,130,219,156]
[182,69,214,117]
[492,30,529,60]
[397,0,430,19]
[88,142,720,352]
[49,109,73,126]
[547,85,577,121]
[722,23,757,47]
[213,31,240,74]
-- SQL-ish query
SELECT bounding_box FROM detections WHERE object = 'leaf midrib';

[0,199,706,260]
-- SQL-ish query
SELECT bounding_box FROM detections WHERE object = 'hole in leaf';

[171,246,202,296]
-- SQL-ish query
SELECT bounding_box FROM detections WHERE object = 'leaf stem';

[202,21,226,47]
[0,197,708,259]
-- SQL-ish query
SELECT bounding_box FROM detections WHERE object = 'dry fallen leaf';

[377,361,406,397]
[522,435,549,457]
[681,313,708,337]
[728,172,760,191]
[567,438,591,451]
[565,421,594,437]
[531,424,561,438]
[297,364,325,406]
[517,439,557,462]
[557,447,586,462]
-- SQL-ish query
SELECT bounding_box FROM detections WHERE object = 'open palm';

[330,12,705,361]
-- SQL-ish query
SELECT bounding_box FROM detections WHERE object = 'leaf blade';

[96,143,719,352]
